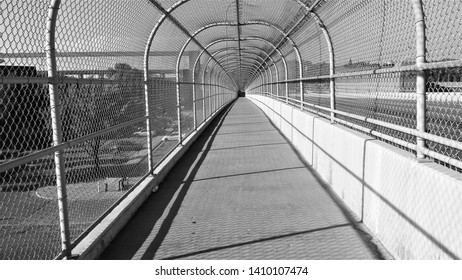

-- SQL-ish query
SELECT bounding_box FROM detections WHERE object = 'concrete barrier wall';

[248,94,462,260]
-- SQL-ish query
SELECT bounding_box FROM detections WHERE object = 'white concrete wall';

[248,94,462,260]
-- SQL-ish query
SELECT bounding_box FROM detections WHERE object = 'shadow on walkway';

[100,98,385,260]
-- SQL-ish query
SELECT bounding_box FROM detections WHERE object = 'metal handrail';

[248,59,462,88]
[254,93,462,170]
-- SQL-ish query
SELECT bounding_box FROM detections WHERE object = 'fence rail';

[0,0,237,259]
[1,0,461,259]
[259,92,462,171]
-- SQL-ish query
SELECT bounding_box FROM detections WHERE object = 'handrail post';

[202,64,208,119]
[311,12,336,123]
[266,65,273,95]
[143,3,174,173]
[259,75,264,95]
[176,38,194,136]
[176,67,183,144]
[192,64,197,129]
[295,47,304,109]
[46,0,71,259]
[209,67,214,113]
[273,63,279,97]
[411,0,427,159]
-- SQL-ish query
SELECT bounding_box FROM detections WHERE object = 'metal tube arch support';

[176,20,301,93]
[411,0,427,159]
[209,66,214,113]
[145,0,238,103]
[237,21,303,98]
[220,54,277,87]
[211,47,276,71]
[206,48,276,95]
[202,61,212,117]
[214,50,276,73]
[218,55,275,93]
[310,11,336,123]
[144,0,190,170]
[191,37,288,95]
[46,0,72,259]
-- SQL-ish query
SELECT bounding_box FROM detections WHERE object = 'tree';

[61,63,144,175]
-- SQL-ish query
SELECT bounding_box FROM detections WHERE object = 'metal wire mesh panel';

[423,0,462,62]
[319,0,415,73]
[335,73,417,148]
[427,66,462,170]
[1,0,461,261]
[1,0,57,260]
[422,0,462,169]
[0,0,49,69]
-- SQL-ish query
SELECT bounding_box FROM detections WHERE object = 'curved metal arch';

[215,54,273,93]
[243,0,323,103]
[191,36,289,115]
[213,48,276,73]
[287,0,336,116]
[143,0,239,143]
[239,21,303,98]
[143,0,190,156]
[192,37,285,78]
[46,0,71,259]
[275,0,334,108]
[174,20,303,91]
[204,51,272,91]
[309,11,336,121]
[212,55,275,97]
[209,50,274,83]
[192,37,288,93]
[203,50,275,114]
[195,45,270,88]
[212,49,279,95]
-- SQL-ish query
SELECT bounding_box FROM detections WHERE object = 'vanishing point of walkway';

[101,98,384,260]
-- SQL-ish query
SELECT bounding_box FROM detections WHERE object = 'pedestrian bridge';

[0,0,461,260]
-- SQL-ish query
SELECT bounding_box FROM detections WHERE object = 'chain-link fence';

[2,0,461,260]
[1,0,236,259]
[247,0,462,172]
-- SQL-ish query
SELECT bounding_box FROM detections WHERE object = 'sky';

[0,0,461,73]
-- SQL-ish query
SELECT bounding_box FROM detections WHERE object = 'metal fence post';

[192,72,197,129]
[296,48,304,109]
[259,75,264,95]
[202,65,208,119]
[192,53,204,126]
[176,68,183,144]
[209,67,214,113]
[46,0,71,259]
[212,70,217,112]
[203,78,207,121]
[311,12,335,123]
[266,65,273,96]
[143,8,171,173]
[411,0,427,159]
[272,63,279,97]
[176,37,194,135]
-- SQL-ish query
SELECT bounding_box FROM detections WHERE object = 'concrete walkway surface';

[100,98,385,260]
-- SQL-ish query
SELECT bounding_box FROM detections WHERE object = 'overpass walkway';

[100,98,385,260]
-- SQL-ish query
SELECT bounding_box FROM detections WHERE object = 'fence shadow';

[99,100,236,260]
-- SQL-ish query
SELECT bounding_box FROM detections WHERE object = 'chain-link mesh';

[0,0,235,259]
[1,0,461,260]
[245,0,461,172]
